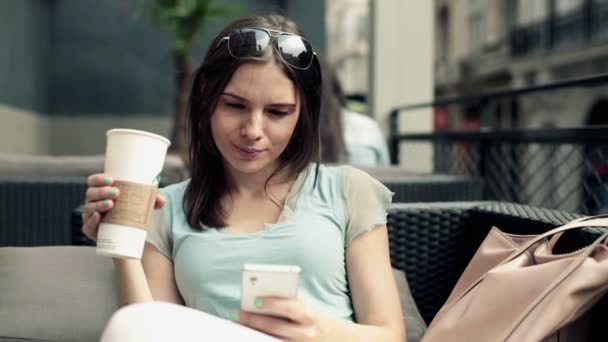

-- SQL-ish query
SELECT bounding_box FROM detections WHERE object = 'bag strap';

[548,214,608,248]
[504,229,608,340]
[443,216,608,312]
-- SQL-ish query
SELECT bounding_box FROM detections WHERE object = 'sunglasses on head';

[217,27,316,70]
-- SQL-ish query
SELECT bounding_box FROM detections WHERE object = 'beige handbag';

[422,216,608,342]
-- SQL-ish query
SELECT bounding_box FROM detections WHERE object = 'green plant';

[150,0,240,153]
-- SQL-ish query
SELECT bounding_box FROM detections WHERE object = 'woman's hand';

[234,296,331,342]
[81,173,166,241]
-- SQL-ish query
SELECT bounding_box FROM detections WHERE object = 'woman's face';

[210,62,301,178]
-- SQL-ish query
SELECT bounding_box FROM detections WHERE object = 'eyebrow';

[222,92,296,108]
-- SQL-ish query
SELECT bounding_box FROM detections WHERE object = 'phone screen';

[241,264,301,314]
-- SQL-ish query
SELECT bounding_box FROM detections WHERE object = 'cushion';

[0,153,189,185]
[0,247,426,342]
[393,268,427,342]
[0,246,118,342]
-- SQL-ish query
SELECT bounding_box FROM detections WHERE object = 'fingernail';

[229,312,239,321]
[108,188,117,196]
[254,298,263,308]
[103,200,112,207]
[103,177,112,185]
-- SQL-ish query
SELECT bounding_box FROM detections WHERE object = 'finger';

[82,211,101,240]
[85,186,120,203]
[256,297,314,325]
[81,202,113,230]
[82,200,114,219]
[87,174,114,187]
[154,194,166,209]
[81,203,96,219]
[235,311,300,339]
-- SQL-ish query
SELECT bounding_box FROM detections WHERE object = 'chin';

[226,158,275,175]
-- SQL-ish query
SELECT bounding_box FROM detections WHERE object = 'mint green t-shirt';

[146,164,393,321]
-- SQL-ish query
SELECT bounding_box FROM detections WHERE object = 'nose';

[240,110,264,141]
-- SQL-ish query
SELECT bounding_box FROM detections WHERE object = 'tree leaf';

[148,0,241,54]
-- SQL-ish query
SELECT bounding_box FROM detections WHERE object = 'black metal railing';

[388,73,608,215]
[393,128,608,214]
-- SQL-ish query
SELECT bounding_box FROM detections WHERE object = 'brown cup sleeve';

[101,180,158,230]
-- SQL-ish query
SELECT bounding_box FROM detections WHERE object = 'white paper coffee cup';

[97,129,170,259]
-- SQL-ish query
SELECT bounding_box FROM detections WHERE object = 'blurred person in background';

[82,14,404,342]
[319,58,390,166]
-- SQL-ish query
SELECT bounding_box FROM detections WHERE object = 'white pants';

[100,302,281,342]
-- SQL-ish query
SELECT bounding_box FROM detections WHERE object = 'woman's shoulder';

[314,164,377,191]
[313,164,346,182]
[339,165,379,187]
[319,165,388,201]
[319,164,372,179]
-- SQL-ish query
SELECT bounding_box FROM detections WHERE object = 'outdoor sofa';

[2,201,607,341]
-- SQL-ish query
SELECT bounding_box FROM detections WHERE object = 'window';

[592,0,608,40]
[556,0,583,15]
[438,6,450,61]
[516,0,548,26]
[468,0,484,54]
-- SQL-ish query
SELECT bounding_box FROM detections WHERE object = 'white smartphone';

[241,263,301,315]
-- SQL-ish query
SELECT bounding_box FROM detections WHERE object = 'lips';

[234,144,265,159]
[237,146,263,153]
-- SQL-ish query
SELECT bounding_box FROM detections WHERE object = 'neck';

[225,162,296,197]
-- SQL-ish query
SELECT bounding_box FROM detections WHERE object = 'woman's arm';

[82,174,182,307]
[113,243,184,307]
[236,225,405,342]
[325,224,405,341]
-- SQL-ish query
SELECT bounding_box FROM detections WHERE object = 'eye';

[267,109,290,117]
[226,102,246,110]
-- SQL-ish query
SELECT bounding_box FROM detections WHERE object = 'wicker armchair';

[387,201,607,341]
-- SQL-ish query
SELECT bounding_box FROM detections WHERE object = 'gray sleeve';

[145,190,173,259]
[344,166,394,247]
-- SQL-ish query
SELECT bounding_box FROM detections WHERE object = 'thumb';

[154,194,166,209]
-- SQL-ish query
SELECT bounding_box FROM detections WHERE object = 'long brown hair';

[185,15,322,229]
[319,58,347,163]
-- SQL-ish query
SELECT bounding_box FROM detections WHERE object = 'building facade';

[434,0,608,130]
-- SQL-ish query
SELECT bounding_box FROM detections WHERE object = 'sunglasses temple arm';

[216,37,228,49]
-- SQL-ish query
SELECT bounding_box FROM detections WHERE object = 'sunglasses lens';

[228,28,270,58]
[277,35,313,69]
[224,27,314,69]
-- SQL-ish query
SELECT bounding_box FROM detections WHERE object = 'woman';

[318,58,390,167]
[82,15,405,341]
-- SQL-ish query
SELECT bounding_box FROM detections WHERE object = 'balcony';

[510,21,550,57]
[510,1,608,58]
